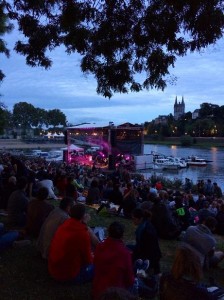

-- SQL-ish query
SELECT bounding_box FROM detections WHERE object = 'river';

[143,144,224,190]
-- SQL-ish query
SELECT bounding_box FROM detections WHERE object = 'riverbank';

[0,139,65,150]
[1,137,224,152]
[144,136,224,148]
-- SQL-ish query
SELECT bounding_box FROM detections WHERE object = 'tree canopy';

[2,0,224,97]
[0,102,10,134]
[0,1,13,81]
[11,101,67,129]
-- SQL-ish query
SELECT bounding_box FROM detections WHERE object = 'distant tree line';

[144,103,224,138]
[0,101,67,135]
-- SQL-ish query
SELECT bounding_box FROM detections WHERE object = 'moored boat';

[46,150,63,161]
[185,156,207,166]
[153,158,180,170]
[152,153,187,170]
[166,156,187,168]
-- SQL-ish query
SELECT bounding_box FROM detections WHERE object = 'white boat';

[25,150,48,158]
[166,156,187,168]
[25,149,64,161]
[46,150,63,161]
[153,153,187,170]
[153,158,180,170]
[185,156,207,166]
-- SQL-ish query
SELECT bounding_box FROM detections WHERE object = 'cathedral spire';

[174,96,185,120]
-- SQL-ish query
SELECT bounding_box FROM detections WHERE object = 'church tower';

[174,96,185,120]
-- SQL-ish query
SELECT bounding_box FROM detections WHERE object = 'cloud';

[1,26,224,125]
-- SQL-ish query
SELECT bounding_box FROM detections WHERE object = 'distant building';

[154,115,168,125]
[174,96,185,120]
[192,109,200,120]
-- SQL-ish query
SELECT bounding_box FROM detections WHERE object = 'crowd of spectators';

[0,152,224,299]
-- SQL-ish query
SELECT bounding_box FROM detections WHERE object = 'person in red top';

[155,181,163,191]
[92,221,135,300]
[48,204,94,284]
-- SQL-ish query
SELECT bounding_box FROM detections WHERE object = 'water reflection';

[143,144,224,190]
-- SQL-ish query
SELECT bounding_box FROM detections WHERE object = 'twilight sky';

[1,26,224,126]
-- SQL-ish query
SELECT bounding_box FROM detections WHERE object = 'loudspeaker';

[110,129,116,147]
[108,154,115,170]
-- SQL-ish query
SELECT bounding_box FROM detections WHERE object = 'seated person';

[7,176,29,227]
[38,198,99,260]
[48,204,94,283]
[97,183,123,214]
[26,187,54,238]
[36,173,57,199]
[160,243,224,300]
[108,183,123,206]
[1,175,17,210]
[215,203,224,235]
[117,188,138,218]
[86,180,101,205]
[92,221,135,300]
[184,216,224,268]
[37,197,74,259]
[65,176,78,202]
[151,197,181,240]
[130,208,162,275]
[0,222,19,252]
[198,201,215,223]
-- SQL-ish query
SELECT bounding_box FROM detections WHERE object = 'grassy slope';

[1,208,224,300]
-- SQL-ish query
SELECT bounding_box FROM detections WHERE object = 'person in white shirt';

[37,174,57,199]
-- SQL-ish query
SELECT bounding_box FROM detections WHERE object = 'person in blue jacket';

[0,222,19,252]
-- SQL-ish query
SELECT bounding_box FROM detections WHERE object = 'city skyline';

[1,27,224,126]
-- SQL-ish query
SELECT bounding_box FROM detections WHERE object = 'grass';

[1,208,224,300]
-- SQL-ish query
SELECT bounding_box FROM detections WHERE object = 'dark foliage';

[3,0,224,97]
